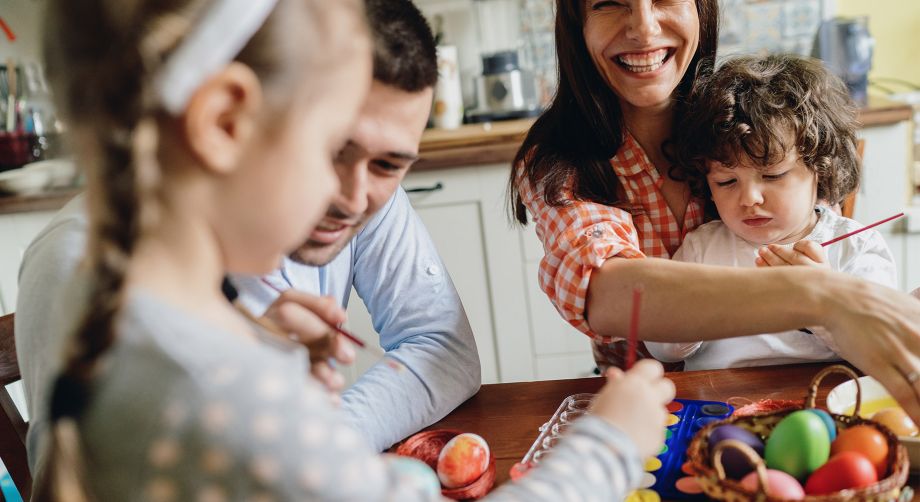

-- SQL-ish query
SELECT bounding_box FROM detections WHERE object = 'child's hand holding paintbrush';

[260,286,356,393]
[222,277,358,394]
[755,213,904,268]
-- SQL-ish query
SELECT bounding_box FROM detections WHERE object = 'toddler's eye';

[714,179,736,187]
[763,172,788,181]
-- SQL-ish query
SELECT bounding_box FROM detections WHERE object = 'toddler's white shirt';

[645,207,898,370]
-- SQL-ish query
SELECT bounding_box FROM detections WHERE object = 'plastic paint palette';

[512,395,733,501]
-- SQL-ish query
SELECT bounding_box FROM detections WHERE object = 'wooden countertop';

[0,187,80,215]
[424,362,918,500]
[1,97,913,215]
[414,95,914,171]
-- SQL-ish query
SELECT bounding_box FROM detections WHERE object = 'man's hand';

[262,289,356,394]
[756,241,828,268]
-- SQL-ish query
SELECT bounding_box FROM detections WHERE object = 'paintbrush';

[821,212,904,247]
[626,287,642,370]
[259,277,386,358]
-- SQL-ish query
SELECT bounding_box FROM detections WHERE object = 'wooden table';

[426,363,919,498]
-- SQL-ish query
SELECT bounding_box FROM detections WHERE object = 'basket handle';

[712,439,771,497]
[804,364,862,416]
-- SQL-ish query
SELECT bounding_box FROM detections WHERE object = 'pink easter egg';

[436,433,490,488]
[740,469,805,500]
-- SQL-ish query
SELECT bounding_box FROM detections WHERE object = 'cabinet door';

[854,123,913,289]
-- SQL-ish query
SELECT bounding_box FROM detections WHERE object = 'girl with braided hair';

[34,0,676,500]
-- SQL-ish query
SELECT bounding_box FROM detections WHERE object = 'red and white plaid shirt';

[517,133,705,369]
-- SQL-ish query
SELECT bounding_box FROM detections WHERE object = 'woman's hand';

[821,276,920,423]
[590,359,676,459]
[262,289,356,394]
[755,241,828,268]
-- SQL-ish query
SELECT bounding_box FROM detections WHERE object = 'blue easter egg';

[805,409,837,441]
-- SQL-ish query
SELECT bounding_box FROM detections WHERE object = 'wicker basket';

[686,365,911,502]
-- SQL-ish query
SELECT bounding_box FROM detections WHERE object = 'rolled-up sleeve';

[517,170,645,338]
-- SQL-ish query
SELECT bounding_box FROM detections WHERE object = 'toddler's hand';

[589,359,675,459]
[262,290,355,394]
[755,240,828,268]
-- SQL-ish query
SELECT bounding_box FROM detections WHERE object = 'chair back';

[840,139,866,219]
[0,313,32,500]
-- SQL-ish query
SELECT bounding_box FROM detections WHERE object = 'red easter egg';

[739,469,805,500]
[437,433,490,488]
[804,451,877,495]
[831,425,889,478]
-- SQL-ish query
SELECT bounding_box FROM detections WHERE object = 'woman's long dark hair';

[510,0,719,224]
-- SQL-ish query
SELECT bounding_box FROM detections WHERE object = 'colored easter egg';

[804,451,877,495]
[708,425,765,479]
[805,409,837,441]
[764,410,830,479]
[739,469,805,500]
[831,425,889,478]
[437,433,490,488]
[384,454,442,497]
[872,408,918,437]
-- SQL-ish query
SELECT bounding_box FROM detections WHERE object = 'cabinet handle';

[405,182,444,194]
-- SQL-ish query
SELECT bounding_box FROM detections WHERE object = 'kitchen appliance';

[467,50,541,123]
[466,0,541,122]
[812,16,874,106]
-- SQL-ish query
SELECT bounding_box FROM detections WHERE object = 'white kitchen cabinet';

[855,121,918,290]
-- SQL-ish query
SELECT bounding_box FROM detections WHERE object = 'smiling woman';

[507,0,920,425]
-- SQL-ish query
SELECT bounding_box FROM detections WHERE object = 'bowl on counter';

[0,167,51,196]
[23,158,77,189]
[827,375,920,471]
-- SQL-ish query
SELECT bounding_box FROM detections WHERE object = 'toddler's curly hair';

[671,54,860,216]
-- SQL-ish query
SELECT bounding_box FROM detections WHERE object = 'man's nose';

[337,164,370,217]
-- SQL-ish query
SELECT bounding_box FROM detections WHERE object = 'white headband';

[153,0,280,115]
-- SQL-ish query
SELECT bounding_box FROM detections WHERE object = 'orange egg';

[831,425,889,478]
[872,408,918,437]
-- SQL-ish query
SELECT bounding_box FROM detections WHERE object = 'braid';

[34,7,196,501]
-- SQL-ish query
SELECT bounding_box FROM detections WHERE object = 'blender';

[466,0,541,123]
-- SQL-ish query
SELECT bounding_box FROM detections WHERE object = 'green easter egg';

[764,410,830,479]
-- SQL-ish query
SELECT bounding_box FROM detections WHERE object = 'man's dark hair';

[365,0,438,92]
[671,54,860,217]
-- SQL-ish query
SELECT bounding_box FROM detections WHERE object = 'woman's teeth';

[617,49,669,73]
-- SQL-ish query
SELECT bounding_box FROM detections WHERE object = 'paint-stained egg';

[437,433,490,488]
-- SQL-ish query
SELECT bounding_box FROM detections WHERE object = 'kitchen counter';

[415,95,914,171]
[0,97,913,215]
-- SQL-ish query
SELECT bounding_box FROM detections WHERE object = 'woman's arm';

[586,257,920,422]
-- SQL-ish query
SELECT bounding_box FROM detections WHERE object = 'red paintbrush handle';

[821,212,904,247]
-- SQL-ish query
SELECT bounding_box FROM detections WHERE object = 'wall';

[836,0,920,90]
[0,0,44,63]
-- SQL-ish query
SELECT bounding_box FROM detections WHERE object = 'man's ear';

[181,62,263,174]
